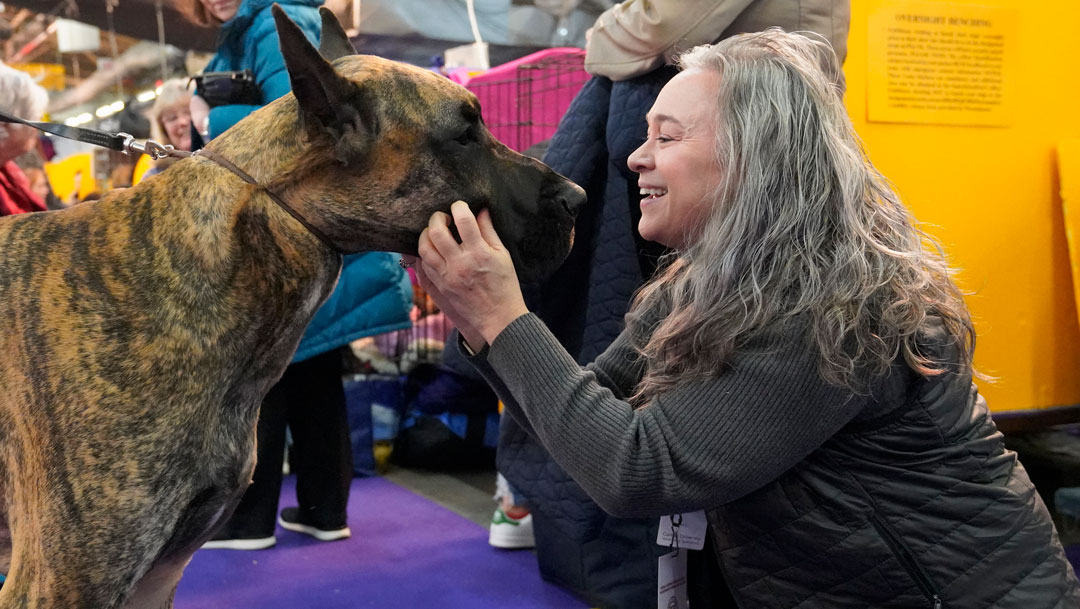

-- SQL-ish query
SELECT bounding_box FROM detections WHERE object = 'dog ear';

[318,6,355,62]
[273,4,372,162]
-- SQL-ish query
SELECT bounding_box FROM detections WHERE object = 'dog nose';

[557,181,587,217]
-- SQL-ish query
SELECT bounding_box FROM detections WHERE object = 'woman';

[0,63,49,216]
[179,0,322,141]
[179,0,414,550]
[143,78,194,178]
[414,29,1080,608]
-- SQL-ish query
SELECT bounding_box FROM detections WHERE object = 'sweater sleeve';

[461,324,644,437]
[484,312,866,518]
[585,0,755,81]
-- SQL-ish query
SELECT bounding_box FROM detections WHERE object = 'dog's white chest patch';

[301,264,340,316]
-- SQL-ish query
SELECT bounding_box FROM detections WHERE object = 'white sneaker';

[201,535,276,550]
[488,507,535,549]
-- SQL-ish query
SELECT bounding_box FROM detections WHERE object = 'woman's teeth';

[640,187,667,199]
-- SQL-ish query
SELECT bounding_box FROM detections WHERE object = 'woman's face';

[160,101,193,152]
[198,0,239,23]
[0,123,39,164]
[24,168,50,201]
[627,69,723,250]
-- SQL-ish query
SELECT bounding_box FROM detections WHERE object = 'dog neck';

[119,122,343,315]
[204,100,361,254]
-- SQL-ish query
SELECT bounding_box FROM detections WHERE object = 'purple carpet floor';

[174,475,588,609]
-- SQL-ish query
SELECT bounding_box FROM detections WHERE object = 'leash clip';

[120,134,191,160]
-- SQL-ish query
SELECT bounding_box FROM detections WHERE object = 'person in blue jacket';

[182,0,323,140]
[179,0,414,549]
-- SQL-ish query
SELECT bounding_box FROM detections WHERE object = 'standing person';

[177,0,414,550]
[583,0,849,81]
[0,63,48,216]
[142,78,195,179]
[413,29,1080,608]
[492,1,850,606]
[179,0,322,142]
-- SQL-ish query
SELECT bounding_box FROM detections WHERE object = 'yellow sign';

[867,2,1018,127]
[11,63,66,91]
[44,153,97,203]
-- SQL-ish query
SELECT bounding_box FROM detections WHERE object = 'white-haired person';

[0,63,49,215]
[143,78,195,178]
[412,29,1080,608]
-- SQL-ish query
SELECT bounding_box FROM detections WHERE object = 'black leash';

[0,109,342,253]
[0,109,132,152]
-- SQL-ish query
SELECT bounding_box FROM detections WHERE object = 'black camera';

[190,70,262,108]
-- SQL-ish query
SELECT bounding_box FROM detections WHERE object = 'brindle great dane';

[0,7,583,608]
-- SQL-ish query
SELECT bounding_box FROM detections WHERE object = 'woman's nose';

[627,140,651,173]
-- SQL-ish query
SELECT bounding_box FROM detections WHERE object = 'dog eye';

[453,128,475,147]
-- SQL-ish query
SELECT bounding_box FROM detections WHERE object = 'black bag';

[190,70,262,107]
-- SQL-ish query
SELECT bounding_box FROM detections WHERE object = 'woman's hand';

[411,262,485,353]
[415,201,529,349]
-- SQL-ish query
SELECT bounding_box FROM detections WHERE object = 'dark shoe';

[278,507,351,541]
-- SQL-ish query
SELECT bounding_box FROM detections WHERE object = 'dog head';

[269,5,585,282]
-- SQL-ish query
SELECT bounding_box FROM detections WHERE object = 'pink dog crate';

[451,48,590,154]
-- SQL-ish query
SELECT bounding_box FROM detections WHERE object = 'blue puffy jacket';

[293,252,413,363]
[203,0,322,139]
[200,0,414,362]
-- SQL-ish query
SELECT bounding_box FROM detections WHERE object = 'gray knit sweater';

[466,312,876,517]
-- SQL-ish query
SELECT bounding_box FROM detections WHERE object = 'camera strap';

[0,110,343,254]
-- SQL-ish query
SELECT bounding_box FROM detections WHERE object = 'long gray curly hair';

[626,28,975,403]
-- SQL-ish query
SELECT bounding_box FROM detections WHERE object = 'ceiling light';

[65,112,94,126]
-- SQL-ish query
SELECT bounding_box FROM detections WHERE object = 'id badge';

[656,511,707,551]
[658,549,689,609]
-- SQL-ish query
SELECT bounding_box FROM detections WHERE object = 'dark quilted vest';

[709,364,1080,608]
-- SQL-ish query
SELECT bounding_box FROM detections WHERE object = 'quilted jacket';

[705,325,1080,608]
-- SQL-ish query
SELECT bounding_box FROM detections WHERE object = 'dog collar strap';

[195,148,342,253]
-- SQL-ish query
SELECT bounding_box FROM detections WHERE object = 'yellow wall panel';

[846,0,1080,412]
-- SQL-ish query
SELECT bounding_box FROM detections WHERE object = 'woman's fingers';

[450,201,484,246]
[427,210,464,257]
[476,208,505,249]
[451,203,506,252]
[417,227,445,271]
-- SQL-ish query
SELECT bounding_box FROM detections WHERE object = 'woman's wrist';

[459,328,487,355]
[478,305,530,346]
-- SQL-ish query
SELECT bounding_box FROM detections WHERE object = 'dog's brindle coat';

[0,7,583,608]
